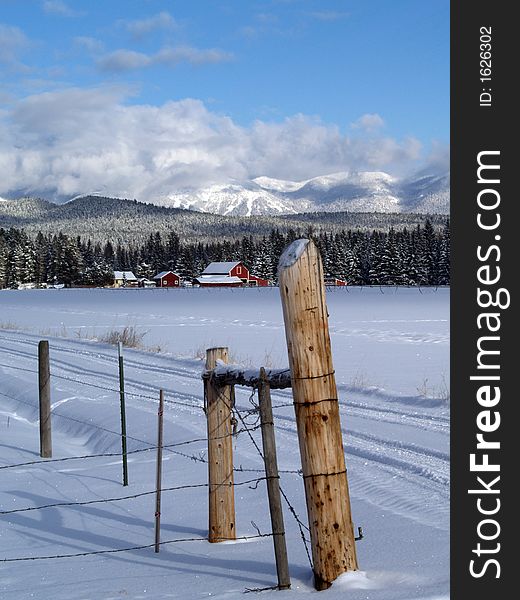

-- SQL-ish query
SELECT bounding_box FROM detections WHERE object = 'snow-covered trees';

[0,218,450,289]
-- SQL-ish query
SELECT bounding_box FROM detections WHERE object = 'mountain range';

[2,169,449,218]
[156,170,450,216]
[0,195,448,246]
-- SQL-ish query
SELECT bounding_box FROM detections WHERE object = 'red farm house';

[194,261,270,287]
[248,274,270,287]
[153,271,181,288]
[324,277,347,287]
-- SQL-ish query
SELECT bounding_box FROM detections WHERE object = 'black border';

[451,2,514,597]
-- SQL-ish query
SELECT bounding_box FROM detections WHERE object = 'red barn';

[194,261,271,287]
[248,274,270,287]
[194,261,246,287]
[201,261,249,282]
[324,278,347,287]
[153,271,181,288]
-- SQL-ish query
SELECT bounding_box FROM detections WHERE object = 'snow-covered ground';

[0,287,449,599]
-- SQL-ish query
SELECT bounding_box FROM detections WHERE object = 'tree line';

[0,219,449,289]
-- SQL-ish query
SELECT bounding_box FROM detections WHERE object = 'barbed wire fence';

[0,339,310,590]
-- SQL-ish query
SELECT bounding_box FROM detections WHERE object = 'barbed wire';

[0,533,274,563]
[0,362,38,376]
[0,388,302,477]
[0,390,207,466]
[1,359,305,518]
[0,477,266,516]
[0,360,203,410]
[219,385,313,569]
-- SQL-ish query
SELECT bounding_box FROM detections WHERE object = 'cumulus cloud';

[122,11,177,39]
[97,46,233,72]
[351,113,385,132]
[0,87,432,202]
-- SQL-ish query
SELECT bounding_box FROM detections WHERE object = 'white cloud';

[0,88,431,202]
[155,46,233,66]
[43,1,83,17]
[97,49,151,72]
[122,11,177,38]
[97,46,233,72]
[422,141,450,174]
[351,113,385,132]
[0,24,29,65]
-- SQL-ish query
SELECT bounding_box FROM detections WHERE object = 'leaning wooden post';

[258,367,291,590]
[278,239,359,590]
[38,340,52,458]
[205,347,236,542]
[118,342,129,487]
[154,389,164,553]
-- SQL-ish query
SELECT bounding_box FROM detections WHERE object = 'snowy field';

[0,287,449,599]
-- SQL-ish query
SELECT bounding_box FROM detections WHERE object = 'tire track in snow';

[1,331,449,529]
[267,396,449,530]
[268,386,449,437]
[0,341,204,416]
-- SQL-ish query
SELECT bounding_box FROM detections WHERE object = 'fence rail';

[203,366,292,389]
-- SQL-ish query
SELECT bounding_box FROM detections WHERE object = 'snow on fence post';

[38,340,52,458]
[205,347,236,542]
[278,239,359,590]
[258,367,291,590]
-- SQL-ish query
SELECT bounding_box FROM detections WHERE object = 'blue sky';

[0,0,449,201]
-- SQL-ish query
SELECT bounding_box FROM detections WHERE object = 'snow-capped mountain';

[1,170,449,217]
[397,172,450,214]
[158,170,449,216]
[158,181,298,216]
[283,171,401,213]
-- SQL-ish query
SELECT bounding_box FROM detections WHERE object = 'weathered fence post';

[118,342,129,486]
[38,340,52,458]
[258,367,291,590]
[278,239,359,590]
[155,389,164,553]
[205,347,236,542]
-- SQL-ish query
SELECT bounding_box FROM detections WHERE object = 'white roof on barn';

[194,275,243,285]
[153,271,179,280]
[201,261,241,275]
[114,271,137,281]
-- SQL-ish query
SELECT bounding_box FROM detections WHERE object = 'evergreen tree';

[104,241,115,268]
[378,228,402,285]
[0,220,451,289]
[166,231,180,271]
[252,236,274,280]
[0,231,8,289]
[438,219,450,285]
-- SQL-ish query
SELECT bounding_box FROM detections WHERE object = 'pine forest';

[0,218,450,289]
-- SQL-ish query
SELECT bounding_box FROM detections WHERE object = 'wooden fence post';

[258,367,291,590]
[278,239,359,590]
[118,342,129,487]
[38,340,52,458]
[205,347,236,542]
[155,389,164,553]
